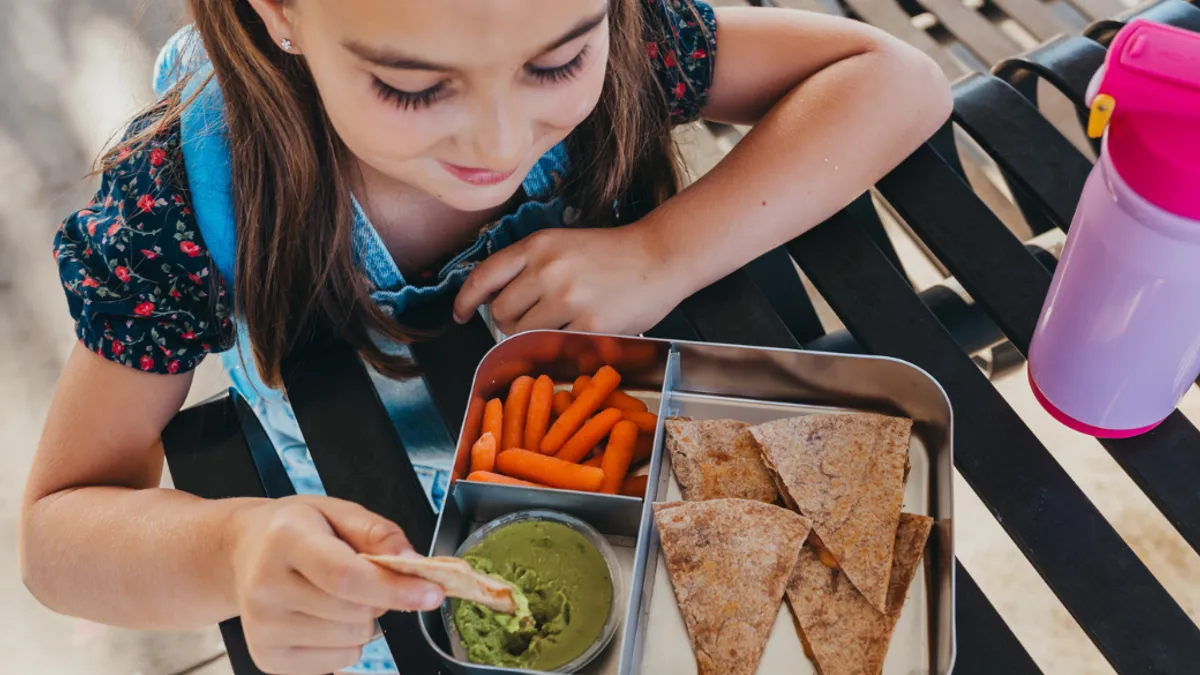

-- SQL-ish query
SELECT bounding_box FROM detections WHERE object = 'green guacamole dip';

[453,520,613,671]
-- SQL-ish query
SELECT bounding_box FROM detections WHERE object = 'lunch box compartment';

[423,332,955,675]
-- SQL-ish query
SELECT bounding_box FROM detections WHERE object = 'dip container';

[441,510,623,673]
[418,331,955,675]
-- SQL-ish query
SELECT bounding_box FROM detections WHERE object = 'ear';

[245,0,301,53]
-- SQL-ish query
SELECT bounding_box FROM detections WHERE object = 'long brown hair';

[106,0,690,387]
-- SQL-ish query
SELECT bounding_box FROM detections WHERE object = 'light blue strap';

[152,26,238,290]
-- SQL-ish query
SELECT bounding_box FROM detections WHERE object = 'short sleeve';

[646,0,719,124]
[54,110,233,375]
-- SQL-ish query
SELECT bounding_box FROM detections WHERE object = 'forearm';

[21,485,264,630]
[640,45,950,297]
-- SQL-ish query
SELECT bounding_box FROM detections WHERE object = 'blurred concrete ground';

[0,2,1195,675]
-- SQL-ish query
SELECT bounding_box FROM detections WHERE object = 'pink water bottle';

[1028,19,1200,438]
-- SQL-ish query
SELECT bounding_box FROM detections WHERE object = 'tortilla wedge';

[363,554,517,614]
[750,413,910,612]
[785,513,934,675]
[654,499,811,675]
[664,418,779,503]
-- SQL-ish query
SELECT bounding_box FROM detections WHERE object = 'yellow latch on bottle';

[1088,94,1116,139]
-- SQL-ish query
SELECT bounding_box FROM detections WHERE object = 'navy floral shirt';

[55,0,718,375]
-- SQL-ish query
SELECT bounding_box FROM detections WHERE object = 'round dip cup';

[442,510,622,673]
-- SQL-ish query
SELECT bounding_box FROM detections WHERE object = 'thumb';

[310,498,414,556]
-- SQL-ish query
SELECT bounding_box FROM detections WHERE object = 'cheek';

[539,55,609,132]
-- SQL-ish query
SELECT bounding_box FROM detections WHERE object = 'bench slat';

[918,0,1022,64]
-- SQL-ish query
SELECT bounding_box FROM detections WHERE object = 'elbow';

[19,493,67,612]
[887,42,954,141]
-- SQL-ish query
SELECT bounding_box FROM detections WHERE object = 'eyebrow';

[343,8,609,72]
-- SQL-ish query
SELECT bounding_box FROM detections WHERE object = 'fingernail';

[423,589,444,609]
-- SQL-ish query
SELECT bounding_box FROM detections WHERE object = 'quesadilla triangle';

[364,554,517,615]
[654,499,812,675]
[664,418,779,503]
[750,413,911,612]
[785,513,934,675]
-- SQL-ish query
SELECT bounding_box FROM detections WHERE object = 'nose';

[466,89,531,172]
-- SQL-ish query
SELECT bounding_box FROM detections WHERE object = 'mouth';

[440,161,518,186]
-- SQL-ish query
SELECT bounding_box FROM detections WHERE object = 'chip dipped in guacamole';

[452,520,613,671]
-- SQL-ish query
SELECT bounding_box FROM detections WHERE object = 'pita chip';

[364,554,517,614]
[665,418,779,503]
[785,513,934,675]
[750,413,910,612]
[654,499,811,675]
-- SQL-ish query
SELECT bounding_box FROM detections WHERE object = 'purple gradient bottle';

[1028,20,1200,438]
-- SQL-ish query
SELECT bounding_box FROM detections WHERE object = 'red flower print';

[674,82,686,99]
[105,196,114,208]
[137,195,155,213]
[182,207,192,216]
[141,249,158,259]
[107,222,121,237]
[170,288,182,300]
[180,241,201,257]
[173,195,184,205]
[181,330,197,340]
[149,148,166,167]
[112,340,124,356]
[81,276,100,288]
[133,301,155,317]
[87,221,97,236]
[140,355,154,371]
[664,51,677,68]
[168,360,181,374]
[188,273,203,284]
[52,249,60,262]
[692,48,706,60]
[647,42,659,60]
[117,147,132,161]
[114,266,131,283]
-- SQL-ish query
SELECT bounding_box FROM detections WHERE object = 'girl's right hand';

[230,495,445,675]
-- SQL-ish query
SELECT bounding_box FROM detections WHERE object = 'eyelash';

[372,45,591,111]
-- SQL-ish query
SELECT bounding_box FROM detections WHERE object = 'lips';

[440,161,517,186]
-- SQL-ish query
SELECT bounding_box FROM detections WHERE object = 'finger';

[249,611,378,649]
[291,540,444,611]
[453,247,528,324]
[251,645,363,675]
[309,498,412,556]
[513,299,574,334]
[284,570,387,623]
[489,271,544,333]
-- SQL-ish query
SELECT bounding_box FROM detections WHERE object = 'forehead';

[301,0,608,63]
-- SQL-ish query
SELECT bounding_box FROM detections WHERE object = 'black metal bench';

[163,3,1200,673]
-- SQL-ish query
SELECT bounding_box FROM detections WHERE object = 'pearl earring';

[280,38,293,51]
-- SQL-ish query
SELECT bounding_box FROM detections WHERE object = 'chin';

[434,179,524,213]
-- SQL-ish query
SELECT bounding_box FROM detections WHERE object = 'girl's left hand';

[453,226,686,335]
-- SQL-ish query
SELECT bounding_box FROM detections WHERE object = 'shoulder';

[54,106,233,375]
[645,0,719,124]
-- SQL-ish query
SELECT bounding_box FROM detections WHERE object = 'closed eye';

[526,45,590,84]
[372,78,448,111]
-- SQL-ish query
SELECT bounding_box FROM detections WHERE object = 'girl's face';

[286,0,610,212]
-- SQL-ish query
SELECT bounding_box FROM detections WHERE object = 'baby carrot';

[542,366,622,454]
[621,474,650,498]
[582,454,605,468]
[605,391,649,414]
[525,375,555,453]
[502,376,534,451]
[466,470,545,489]
[554,408,624,463]
[470,432,498,474]
[482,399,503,444]
[456,396,486,480]
[496,449,605,492]
[634,434,654,463]
[552,390,575,417]
[623,410,658,433]
[600,421,639,494]
[571,375,591,398]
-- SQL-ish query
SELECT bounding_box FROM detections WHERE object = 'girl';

[21,0,949,673]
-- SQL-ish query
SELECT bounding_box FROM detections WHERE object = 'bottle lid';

[1090,19,1200,221]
